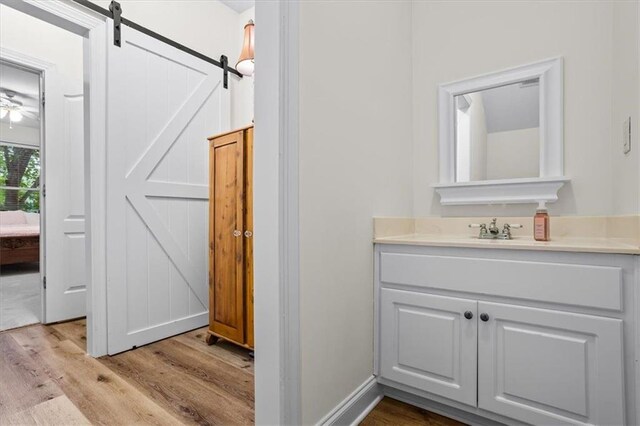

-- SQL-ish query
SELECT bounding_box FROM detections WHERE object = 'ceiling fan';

[0,90,39,128]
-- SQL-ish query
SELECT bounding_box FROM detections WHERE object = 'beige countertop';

[374,233,640,254]
[373,216,640,255]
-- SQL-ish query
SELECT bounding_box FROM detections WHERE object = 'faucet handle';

[504,223,523,229]
[469,223,485,228]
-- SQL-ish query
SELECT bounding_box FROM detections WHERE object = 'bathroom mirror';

[454,80,540,182]
[434,58,568,205]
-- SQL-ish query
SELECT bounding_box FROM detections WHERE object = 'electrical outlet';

[623,117,631,154]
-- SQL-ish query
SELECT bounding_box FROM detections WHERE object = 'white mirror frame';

[433,57,568,205]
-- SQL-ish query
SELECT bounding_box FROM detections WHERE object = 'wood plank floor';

[1,319,463,425]
[361,397,466,426]
[0,319,254,425]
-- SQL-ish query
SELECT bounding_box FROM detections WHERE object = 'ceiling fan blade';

[21,111,39,120]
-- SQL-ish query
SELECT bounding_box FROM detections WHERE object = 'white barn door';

[106,26,229,354]
[43,67,87,323]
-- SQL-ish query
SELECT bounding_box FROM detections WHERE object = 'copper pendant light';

[236,20,255,76]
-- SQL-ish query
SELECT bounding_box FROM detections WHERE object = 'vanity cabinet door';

[478,302,624,426]
[380,289,478,406]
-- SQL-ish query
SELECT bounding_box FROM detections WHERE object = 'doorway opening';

[0,61,42,331]
[0,3,86,342]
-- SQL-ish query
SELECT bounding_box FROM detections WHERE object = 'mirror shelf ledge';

[432,176,569,206]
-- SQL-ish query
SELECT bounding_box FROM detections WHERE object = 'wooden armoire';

[206,125,254,349]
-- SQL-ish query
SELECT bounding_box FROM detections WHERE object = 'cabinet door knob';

[480,313,490,322]
[464,311,473,320]
[244,230,253,238]
[233,230,242,237]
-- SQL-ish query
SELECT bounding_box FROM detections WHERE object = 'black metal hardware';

[221,55,228,89]
[68,0,243,82]
[109,1,122,47]
[480,313,490,322]
[464,311,473,320]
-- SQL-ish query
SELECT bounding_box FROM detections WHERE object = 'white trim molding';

[433,176,569,205]
[436,57,567,205]
[318,376,383,426]
[254,0,301,424]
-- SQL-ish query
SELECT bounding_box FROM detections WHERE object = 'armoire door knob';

[464,311,473,320]
[233,230,241,237]
[480,313,490,322]
[244,230,253,238]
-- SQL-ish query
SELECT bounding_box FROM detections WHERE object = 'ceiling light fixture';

[1,91,32,129]
[236,20,255,77]
[9,110,22,123]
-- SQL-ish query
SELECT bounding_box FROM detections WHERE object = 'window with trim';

[0,143,40,212]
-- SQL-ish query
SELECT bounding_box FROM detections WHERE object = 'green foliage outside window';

[0,144,41,212]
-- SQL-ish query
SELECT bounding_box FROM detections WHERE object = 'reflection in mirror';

[455,79,540,182]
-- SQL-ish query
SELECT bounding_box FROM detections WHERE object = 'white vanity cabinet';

[477,302,624,425]
[380,289,478,406]
[374,244,638,426]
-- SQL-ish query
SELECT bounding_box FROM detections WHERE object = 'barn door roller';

[109,1,122,47]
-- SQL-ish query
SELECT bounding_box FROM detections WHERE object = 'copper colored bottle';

[534,201,550,241]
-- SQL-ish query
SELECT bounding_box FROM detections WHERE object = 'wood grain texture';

[208,127,254,350]
[360,397,466,426]
[0,333,62,418]
[1,320,255,425]
[3,396,91,426]
[211,131,245,343]
[244,127,254,348]
[0,236,40,265]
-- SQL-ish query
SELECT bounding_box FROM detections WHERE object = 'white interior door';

[43,68,86,323]
[106,24,229,354]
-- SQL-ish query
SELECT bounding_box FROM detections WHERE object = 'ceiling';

[218,0,254,13]
[0,62,41,129]
[480,81,540,133]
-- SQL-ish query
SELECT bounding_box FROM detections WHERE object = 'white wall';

[611,0,640,215]
[298,1,413,423]
[0,4,83,92]
[90,0,254,129]
[486,127,539,180]
[412,1,637,217]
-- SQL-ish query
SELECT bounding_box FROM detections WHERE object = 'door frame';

[0,0,108,357]
[253,1,301,424]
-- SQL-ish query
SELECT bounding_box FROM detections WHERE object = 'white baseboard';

[318,375,383,426]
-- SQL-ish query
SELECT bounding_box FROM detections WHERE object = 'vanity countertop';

[374,233,640,255]
[373,216,640,255]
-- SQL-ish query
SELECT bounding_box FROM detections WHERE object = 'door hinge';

[42,93,45,107]
[43,276,46,289]
[109,1,122,47]
[220,55,228,89]
[42,184,46,198]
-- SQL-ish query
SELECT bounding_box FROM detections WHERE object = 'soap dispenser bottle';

[534,201,550,241]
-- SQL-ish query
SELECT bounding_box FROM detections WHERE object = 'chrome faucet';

[469,218,523,240]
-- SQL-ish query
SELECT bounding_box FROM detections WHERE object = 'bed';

[0,211,40,266]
